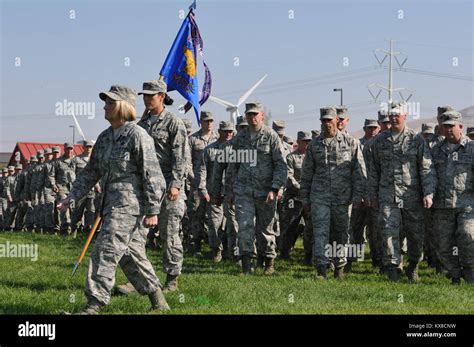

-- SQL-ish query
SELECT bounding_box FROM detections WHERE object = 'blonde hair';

[111,100,136,122]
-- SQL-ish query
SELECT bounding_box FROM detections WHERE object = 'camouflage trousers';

[207,200,239,257]
[24,201,35,230]
[85,212,161,306]
[32,194,43,230]
[235,193,277,259]
[348,206,382,265]
[14,201,28,231]
[189,190,208,243]
[55,188,71,234]
[311,203,350,269]
[380,203,424,267]
[0,198,6,229]
[423,208,441,266]
[158,196,185,276]
[71,195,96,232]
[433,207,474,279]
[41,192,56,232]
[279,199,313,257]
[7,202,17,230]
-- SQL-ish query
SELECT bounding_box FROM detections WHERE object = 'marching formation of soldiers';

[1,82,473,307]
[0,142,98,238]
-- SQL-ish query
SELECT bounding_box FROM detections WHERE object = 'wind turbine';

[209,74,268,124]
[70,112,95,144]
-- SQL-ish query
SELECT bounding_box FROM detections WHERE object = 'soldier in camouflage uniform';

[226,102,288,275]
[29,151,45,232]
[50,143,76,235]
[311,130,321,139]
[196,121,235,262]
[0,168,8,230]
[133,80,189,293]
[336,106,351,135]
[71,141,97,237]
[378,110,391,132]
[14,161,30,231]
[346,119,381,271]
[368,102,437,282]
[279,131,313,264]
[3,166,17,231]
[467,127,474,141]
[301,107,366,280]
[180,118,193,247]
[209,116,248,261]
[58,85,169,314]
[188,111,218,254]
[24,156,38,232]
[6,165,22,230]
[418,123,443,273]
[431,111,473,285]
[38,148,56,234]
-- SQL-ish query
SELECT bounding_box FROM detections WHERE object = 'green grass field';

[0,231,472,315]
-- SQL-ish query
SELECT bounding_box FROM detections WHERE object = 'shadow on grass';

[0,278,83,292]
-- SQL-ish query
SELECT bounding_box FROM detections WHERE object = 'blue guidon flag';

[160,9,211,125]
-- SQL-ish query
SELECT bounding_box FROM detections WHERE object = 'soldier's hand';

[168,187,179,201]
[95,185,102,193]
[201,193,211,202]
[144,215,158,228]
[353,200,364,209]
[52,185,59,193]
[423,196,433,209]
[56,198,70,212]
[277,191,283,202]
[266,191,276,203]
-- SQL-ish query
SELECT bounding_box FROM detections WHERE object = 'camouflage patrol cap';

[311,129,321,138]
[83,140,94,147]
[30,156,38,162]
[297,131,312,141]
[219,121,234,131]
[200,111,214,121]
[421,123,436,134]
[245,102,264,114]
[467,127,474,135]
[283,135,294,145]
[37,153,44,159]
[8,166,14,171]
[378,110,389,122]
[437,106,454,121]
[440,111,462,125]
[44,148,52,155]
[272,120,286,135]
[99,85,137,107]
[64,143,73,149]
[52,146,60,153]
[320,106,337,120]
[15,163,22,170]
[389,101,408,116]
[236,116,248,126]
[364,119,379,128]
[2,168,8,173]
[182,119,192,131]
[138,80,167,95]
[36,150,44,156]
[336,106,348,119]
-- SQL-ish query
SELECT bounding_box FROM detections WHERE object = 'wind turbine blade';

[236,74,268,107]
[71,112,87,142]
[209,95,236,108]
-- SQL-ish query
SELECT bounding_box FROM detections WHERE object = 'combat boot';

[451,277,461,286]
[334,267,345,279]
[314,266,327,280]
[114,282,136,296]
[162,274,178,293]
[279,250,290,260]
[344,261,353,274]
[264,258,275,275]
[194,241,202,257]
[149,288,170,312]
[405,263,420,283]
[386,266,400,282]
[73,299,103,315]
[256,255,265,268]
[212,248,222,263]
[241,255,253,275]
[462,267,473,284]
[302,253,312,266]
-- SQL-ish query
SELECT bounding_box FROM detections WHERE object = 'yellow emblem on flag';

[183,45,196,78]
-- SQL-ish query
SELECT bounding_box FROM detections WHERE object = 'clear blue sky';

[1,0,472,151]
